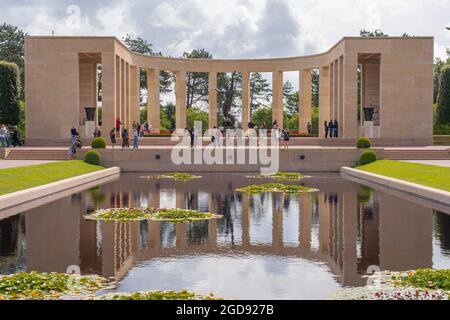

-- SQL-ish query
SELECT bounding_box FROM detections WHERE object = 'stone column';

[343,55,358,139]
[120,59,125,128]
[272,70,284,129]
[329,62,334,122]
[100,53,116,136]
[319,66,330,138]
[175,70,187,130]
[147,69,160,133]
[242,193,250,248]
[125,62,130,130]
[338,56,344,138]
[299,69,312,133]
[242,71,250,130]
[115,56,121,128]
[208,72,217,129]
[130,66,140,126]
[333,60,339,122]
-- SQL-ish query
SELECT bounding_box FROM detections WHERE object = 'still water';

[0,173,449,299]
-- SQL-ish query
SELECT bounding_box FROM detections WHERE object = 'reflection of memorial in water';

[0,214,26,274]
[19,174,436,286]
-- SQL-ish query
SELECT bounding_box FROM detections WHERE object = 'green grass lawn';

[356,160,450,192]
[0,160,104,196]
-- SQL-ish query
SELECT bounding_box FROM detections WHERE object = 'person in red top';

[115,118,121,133]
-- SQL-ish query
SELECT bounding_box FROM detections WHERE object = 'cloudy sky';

[1,0,449,95]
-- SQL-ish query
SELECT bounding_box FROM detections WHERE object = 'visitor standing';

[307,122,312,135]
[122,128,130,149]
[334,119,339,138]
[324,121,329,138]
[328,121,334,139]
[11,127,20,147]
[93,127,101,138]
[236,126,244,146]
[0,125,7,148]
[109,129,116,149]
[143,122,149,135]
[282,128,290,149]
[189,127,195,148]
[70,126,77,144]
[133,127,139,149]
[115,117,121,134]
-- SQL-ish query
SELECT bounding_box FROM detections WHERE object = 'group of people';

[0,125,21,148]
[182,119,291,149]
[110,118,150,149]
[324,120,339,138]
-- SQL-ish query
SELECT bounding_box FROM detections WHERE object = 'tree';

[283,80,299,116]
[0,23,26,98]
[184,49,213,109]
[434,54,450,103]
[311,69,319,107]
[0,61,20,125]
[252,106,272,128]
[161,102,176,131]
[122,34,173,97]
[187,106,209,130]
[436,65,450,125]
[249,72,271,116]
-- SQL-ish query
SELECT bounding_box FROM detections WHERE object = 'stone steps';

[5,149,68,160]
[384,149,450,160]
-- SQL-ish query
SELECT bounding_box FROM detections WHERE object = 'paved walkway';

[0,160,59,169]
[405,160,450,168]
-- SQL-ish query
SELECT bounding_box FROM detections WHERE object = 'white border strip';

[0,167,120,210]
[341,167,450,206]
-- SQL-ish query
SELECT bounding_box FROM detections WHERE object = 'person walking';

[109,129,116,149]
[307,122,312,135]
[282,128,290,149]
[0,125,7,148]
[11,127,20,147]
[133,127,139,149]
[324,121,329,138]
[122,128,130,149]
[188,127,195,148]
[115,117,121,135]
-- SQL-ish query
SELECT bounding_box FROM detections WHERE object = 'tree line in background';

[0,23,449,137]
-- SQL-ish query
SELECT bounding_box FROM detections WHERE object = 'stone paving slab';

[404,160,450,168]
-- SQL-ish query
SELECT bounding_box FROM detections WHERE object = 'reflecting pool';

[1,173,449,299]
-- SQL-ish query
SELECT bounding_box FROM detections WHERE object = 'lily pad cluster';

[141,172,202,181]
[247,172,306,181]
[236,183,318,194]
[95,290,221,300]
[0,272,109,300]
[84,207,221,222]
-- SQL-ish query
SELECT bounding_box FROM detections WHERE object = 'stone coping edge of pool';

[0,167,121,211]
[340,167,450,206]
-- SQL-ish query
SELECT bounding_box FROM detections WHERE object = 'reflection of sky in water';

[160,189,176,208]
[114,255,341,300]
[282,195,299,247]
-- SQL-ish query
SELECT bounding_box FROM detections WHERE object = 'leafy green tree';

[0,23,26,98]
[161,102,175,131]
[252,106,272,128]
[436,65,450,125]
[187,106,208,130]
[249,72,271,116]
[283,80,299,115]
[0,61,20,125]
[184,49,213,108]
[311,69,319,107]
[122,34,173,96]
[434,55,450,103]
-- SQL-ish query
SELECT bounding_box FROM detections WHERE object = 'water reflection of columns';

[299,193,312,249]
[147,221,161,255]
[149,188,160,208]
[175,191,187,249]
[318,193,330,254]
[208,193,217,248]
[272,193,283,249]
[342,192,357,285]
[242,193,250,248]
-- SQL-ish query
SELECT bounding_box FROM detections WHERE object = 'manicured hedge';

[0,61,20,125]
[91,137,107,148]
[84,150,101,165]
[360,150,377,165]
[436,65,450,125]
[356,136,371,149]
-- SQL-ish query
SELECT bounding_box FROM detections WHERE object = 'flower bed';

[141,172,202,181]
[0,272,109,300]
[236,183,317,194]
[95,290,221,300]
[247,172,307,181]
[84,207,221,223]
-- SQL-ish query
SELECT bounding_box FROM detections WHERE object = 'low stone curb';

[340,167,450,206]
[0,167,121,210]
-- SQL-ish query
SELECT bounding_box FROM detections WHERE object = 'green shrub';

[84,150,101,165]
[0,61,20,125]
[436,65,450,125]
[91,137,106,148]
[360,150,377,165]
[356,136,371,149]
